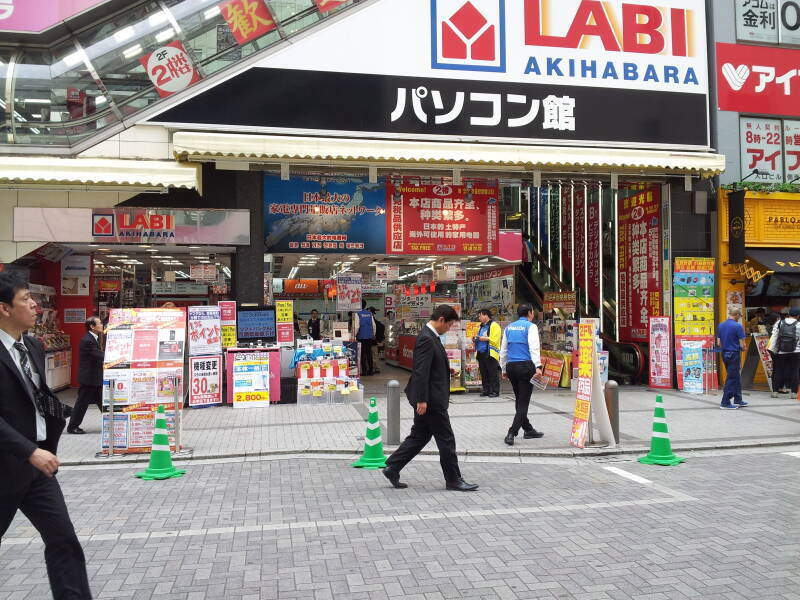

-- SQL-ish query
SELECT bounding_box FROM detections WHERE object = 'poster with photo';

[61,254,91,296]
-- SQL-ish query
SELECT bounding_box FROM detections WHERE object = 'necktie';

[13,342,64,419]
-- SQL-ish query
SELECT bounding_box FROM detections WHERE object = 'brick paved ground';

[54,363,800,465]
[2,449,799,599]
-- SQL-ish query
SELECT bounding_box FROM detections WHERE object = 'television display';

[237,306,277,344]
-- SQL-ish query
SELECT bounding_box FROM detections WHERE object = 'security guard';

[499,303,544,445]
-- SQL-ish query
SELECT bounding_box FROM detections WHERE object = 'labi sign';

[152,0,710,150]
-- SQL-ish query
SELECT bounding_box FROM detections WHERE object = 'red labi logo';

[92,214,114,236]
[442,2,495,61]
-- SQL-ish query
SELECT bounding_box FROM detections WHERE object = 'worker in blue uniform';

[353,300,377,375]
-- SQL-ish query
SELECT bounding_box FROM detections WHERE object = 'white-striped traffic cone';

[352,397,387,469]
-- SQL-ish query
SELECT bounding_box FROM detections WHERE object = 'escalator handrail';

[528,247,568,292]
[600,332,646,382]
[517,268,544,309]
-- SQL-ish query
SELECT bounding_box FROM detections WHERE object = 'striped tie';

[13,342,64,419]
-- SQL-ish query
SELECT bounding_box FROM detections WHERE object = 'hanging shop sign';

[386,180,499,255]
[61,254,91,296]
[96,278,121,293]
[190,264,218,282]
[14,207,250,245]
[648,316,672,389]
[573,186,586,294]
[152,281,209,295]
[543,292,577,313]
[336,273,362,312]
[151,0,709,149]
[140,41,202,98]
[189,355,223,407]
[187,306,222,357]
[397,293,433,320]
[617,186,662,343]
[283,279,319,294]
[263,175,386,253]
[587,196,601,308]
[220,0,276,46]
[375,264,400,281]
[673,257,716,391]
[561,191,572,280]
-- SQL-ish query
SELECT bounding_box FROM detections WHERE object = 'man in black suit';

[383,305,478,491]
[0,273,92,599]
[67,316,105,434]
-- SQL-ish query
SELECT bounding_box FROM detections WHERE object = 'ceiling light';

[159,256,174,259]
[149,11,169,26]
[203,6,221,19]
[62,50,83,67]
[139,244,151,248]
[146,249,159,253]
[94,260,104,265]
[188,246,202,249]
[97,248,111,252]
[113,26,136,43]
[155,28,174,43]
[123,44,142,59]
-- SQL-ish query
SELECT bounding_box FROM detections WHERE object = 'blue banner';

[264,175,386,253]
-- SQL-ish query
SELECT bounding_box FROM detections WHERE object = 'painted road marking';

[603,466,652,484]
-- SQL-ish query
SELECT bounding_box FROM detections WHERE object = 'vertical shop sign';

[617,186,662,342]
[673,257,716,391]
[549,187,560,269]
[336,273,362,312]
[561,189,572,282]
[569,322,595,449]
[740,117,783,183]
[275,299,294,345]
[784,120,800,182]
[573,187,586,299]
[728,189,746,264]
[218,300,237,348]
[140,41,201,98]
[187,306,222,356]
[220,0,276,46]
[61,254,91,296]
[189,356,223,407]
[386,180,499,255]
[539,187,549,260]
[736,0,779,43]
[648,317,672,389]
[587,196,601,308]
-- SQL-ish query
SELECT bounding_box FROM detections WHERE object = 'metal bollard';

[386,380,401,445]
[604,380,620,445]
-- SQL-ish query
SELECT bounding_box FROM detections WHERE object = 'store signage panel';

[386,180,499,256]
[14,207,250,245]
[717,43,800,118]
[264,175,385,253]
[780,0,800,44]
[140,41,202,99]
[735,0,779,43]
[740,117,784,183]
[151,0,709,149]
[784,120,800,182]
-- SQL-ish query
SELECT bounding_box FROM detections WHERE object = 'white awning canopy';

[173,131,725,176]
[0,157,201,192]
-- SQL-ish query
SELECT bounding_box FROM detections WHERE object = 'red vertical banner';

[573,188,586,301]
[617,186,662,342]
[587,196,601,308]
[561,189,572,283]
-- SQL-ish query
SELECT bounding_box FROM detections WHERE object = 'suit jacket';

[0,335,65,495]
[78,332,104,387]
[404,326,450,411]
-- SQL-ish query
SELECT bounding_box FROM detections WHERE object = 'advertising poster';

[569,322,595,449]
[275,299,294,346]
[753,333,774,381]
[386,180,499,256]
[189,356,223,407]
[740,117,783,183]
[220,0,276,45]
[61,254,91,296]
[375,264,400,281]
[542,356,565,388]
[219,300,237,348]
[681,342,704,394]
[397,293,432,320]
[140,41,202,98]
[264,175,386,253]
[648,317,672,389]
[673,257,716,390]
[543,292,577,313]
[188,305,222,356]
[336,273,362,312]
[232,353,271,408]
[618,186,662,342]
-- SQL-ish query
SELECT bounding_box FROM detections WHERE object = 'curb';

[61,436,800,467]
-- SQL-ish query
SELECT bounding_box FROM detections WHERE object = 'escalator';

[0,0,361,150]
[520,248,647,385]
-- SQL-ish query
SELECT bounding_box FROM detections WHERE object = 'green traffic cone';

[638,395,684,466]
[352,397,387,469]
[135,405,186,480]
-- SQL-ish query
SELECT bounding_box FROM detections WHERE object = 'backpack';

[777,319,798,353]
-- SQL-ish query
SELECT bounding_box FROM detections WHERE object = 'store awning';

[172,132,726,176]
[747,249,800,274]
[0,157,201,192]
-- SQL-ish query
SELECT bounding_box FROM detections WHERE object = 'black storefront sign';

[728,190,746,264]
[152,67,708,147]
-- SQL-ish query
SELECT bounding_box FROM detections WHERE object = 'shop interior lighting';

[203,6,221,19]
[139,245,151,248]
[62,50,83,67]
[155,28,175,43]
[146,249,159,253]
[175,271,189,279]
[149,11,169,26]
[188,245,202,249]
[288,266,299,279]
[21,98,51,104]
[123,44,143,59]
[113,26,136,43]
[94,261,104,265]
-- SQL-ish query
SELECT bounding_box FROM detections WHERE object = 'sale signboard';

[232,352,270,407]
[336,273,362,312]
[189,356,223,407]
[188,306,222,356]
[569,322,595,449]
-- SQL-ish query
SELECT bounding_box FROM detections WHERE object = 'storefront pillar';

[232,171,265,305]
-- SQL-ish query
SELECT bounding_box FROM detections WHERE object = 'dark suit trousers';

[0,472,91,599]
[359,339,374,375]
[506,360,536,435]
[477,352,500,395]
[68,385,102,430]
[385,408,461,482]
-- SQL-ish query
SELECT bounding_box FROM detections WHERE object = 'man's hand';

[29,448,60,477]
[416,402,427,416]
[501,372,508,380]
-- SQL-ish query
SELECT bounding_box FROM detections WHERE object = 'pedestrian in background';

[768,307,800,397]
[0,273,92,599]
[383,305,478,491]
[353,300,376,375]
[67,316,104,434]
[717,307,748,409]
[747,307,766,334]
[499,303,544,445]
[307,309,322,340]
[474,309,502,397]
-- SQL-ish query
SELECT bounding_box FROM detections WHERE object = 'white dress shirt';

[426,322,444,344]
[0,328,47,441]
[499,321,542,373]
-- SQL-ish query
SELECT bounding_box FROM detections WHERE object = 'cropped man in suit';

[0,273,92,599]
[383,305,478,491]
[67,316,104,434]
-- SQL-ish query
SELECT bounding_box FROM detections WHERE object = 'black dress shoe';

[67,427,86,434]
[479,392,489,397]
[504,433,515,446]
[446,478,479,491]
[523,430,544,439]
[488,393,500,397]
[382,468,408,489]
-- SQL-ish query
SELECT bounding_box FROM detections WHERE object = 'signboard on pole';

[187,305,222,356]
[218,300,237,348]
[681,342,704,394]
[189,355,223,407]
[648,316,672,389]
[336,273,362,312]
[570,322,595,449]
[232,352,270,407]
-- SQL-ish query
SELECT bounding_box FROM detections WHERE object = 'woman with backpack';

[767,307,800,397]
